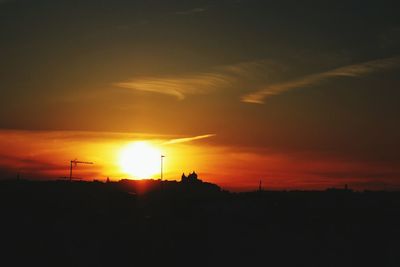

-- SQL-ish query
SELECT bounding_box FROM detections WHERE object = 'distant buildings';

[181,171,200,183]
[326,184,353,193]
[180,171,221,194]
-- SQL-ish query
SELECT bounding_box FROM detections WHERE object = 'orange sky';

[1,1,400,191]
[1,129,399,191]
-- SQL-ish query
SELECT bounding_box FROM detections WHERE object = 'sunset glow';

[119,142,162,179]
[0,1,399,191]
[2,2,400,265]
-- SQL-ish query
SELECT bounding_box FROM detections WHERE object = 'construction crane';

[69,159,93,181]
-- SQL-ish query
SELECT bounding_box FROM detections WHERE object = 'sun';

[119,142,162,179]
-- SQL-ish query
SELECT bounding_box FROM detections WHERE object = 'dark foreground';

[1,180,400,267]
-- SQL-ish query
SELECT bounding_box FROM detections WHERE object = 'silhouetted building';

[326,184,353,193]
[181,171,200,183]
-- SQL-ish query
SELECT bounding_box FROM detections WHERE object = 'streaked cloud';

[0,129,214,145]
[114,60,270,100]
[242,56,400,104]
[115,56,400,104]
[163,134,216,145]
[115,74,228,100]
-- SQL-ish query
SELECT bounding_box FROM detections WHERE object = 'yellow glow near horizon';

[119,142,162,179]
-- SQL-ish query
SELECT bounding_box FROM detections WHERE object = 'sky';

[1,0,400,190]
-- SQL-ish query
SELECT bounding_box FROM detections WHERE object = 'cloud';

[115,74,228,100]
[241,56,400,104]
[114,60,270,100]
[163,134,216,145]
[0,154,65,172]
[115,56,400,104]
[175,7,207,15]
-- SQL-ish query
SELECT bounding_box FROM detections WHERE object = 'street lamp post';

[161,155,165,180]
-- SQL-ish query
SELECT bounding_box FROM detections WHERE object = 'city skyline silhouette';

[1,1,400,266]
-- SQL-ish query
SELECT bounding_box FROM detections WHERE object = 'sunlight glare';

[119,142,161,179]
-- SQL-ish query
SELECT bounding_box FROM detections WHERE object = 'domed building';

[181,171,200,183]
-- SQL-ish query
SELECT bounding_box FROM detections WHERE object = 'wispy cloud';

[163,134,216,145]
[114,61,270,100]
[242,56,400,104]
[115,56,400,104]
[175,7,207,15]
[115,74,229,100]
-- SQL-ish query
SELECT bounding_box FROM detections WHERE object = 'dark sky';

[1,0,400,189]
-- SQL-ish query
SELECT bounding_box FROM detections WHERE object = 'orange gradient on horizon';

[0,130,399,191]
[0,130,211,182]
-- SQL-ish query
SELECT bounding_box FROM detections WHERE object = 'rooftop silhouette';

[1,176,400,266]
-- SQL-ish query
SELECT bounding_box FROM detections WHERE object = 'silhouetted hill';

[1,179,400,266]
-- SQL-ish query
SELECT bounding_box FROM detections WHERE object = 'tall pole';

[161,155,165,180]
[69,161,73,181]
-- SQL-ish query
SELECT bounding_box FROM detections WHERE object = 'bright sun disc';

[119,142,161,179]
